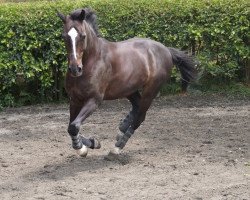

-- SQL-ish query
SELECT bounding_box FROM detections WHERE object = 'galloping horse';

[57,8,197,157]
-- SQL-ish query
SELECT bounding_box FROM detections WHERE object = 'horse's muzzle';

[68,65,82,77]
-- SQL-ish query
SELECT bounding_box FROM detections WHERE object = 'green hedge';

[0,0,249,106]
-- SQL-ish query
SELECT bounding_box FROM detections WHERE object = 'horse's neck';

[82,36,101,66]
[84,25,100,55]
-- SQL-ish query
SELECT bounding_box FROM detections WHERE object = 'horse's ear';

[78,9,86,21]
[57,11,66,23]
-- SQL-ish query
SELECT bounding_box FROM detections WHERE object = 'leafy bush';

[0,0,249,106]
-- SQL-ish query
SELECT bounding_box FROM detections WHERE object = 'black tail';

[169,48,197,92]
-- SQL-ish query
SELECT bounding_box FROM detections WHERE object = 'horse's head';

[58,9,89,77]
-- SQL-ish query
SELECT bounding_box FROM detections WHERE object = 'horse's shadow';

[0,153,133,195]
[23,152,133,182]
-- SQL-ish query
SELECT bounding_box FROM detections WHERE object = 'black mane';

[70,8,100,37]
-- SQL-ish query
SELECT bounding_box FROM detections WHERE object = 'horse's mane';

[70,8,100,37]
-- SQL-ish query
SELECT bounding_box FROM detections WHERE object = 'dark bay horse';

[57,8,197,157]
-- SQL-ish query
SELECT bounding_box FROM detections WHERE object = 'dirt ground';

[0,95,249,200]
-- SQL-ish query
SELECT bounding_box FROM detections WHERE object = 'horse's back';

[116,37,173,78]
[117,37,173,66]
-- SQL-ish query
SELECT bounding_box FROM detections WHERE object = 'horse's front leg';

[68,98,101,157]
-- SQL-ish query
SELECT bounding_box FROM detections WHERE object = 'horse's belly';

[103,87,137,100]
[103,72,146,100]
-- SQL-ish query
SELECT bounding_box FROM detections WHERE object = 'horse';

[57,8,197,157]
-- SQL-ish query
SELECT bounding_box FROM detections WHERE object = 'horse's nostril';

[68,65,82,75]
[77,66,82,72]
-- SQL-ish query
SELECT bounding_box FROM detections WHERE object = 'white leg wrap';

[76,145,88,157]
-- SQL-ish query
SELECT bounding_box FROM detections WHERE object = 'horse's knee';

[68,123,80,136]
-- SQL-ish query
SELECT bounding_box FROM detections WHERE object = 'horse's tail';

[169,47,197,92]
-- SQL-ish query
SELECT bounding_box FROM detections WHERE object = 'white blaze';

[68,28,78,59]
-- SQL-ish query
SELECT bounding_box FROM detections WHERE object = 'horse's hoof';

[104,147,121,161]
[76,145,88,157]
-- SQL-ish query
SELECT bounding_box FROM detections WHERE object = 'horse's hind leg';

[115,97,150,150]
[119,91,141,133]
[114,81,162,152]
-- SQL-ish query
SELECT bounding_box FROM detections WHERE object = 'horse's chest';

[68,87,87,98]
[65,79,93,101]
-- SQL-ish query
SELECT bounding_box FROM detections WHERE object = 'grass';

[195,82,250,97]
[160,81,250,98]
